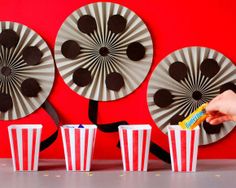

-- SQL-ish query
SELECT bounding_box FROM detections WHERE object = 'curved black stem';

[40,100,60,151]
[89,100,128,132]
[88,99,171,164]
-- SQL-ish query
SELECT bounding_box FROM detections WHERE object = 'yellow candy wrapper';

[179,103,208,130]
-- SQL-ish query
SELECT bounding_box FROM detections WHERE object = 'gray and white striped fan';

[147,46,236,145]
[54,2,153,101]
[0,22,55,120]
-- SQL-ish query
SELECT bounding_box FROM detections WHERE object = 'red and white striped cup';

[118,125,151,171]
[8,124,42,172]
[61,125,97,171]
[168,125,200,172]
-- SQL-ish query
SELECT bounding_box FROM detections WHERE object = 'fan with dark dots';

[54,2,153,101]
[147,46,236,145]
[0,22,55,120]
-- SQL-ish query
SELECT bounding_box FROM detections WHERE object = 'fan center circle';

[99,47,109,56]
[1,66,12,76]
[192,90,202,100]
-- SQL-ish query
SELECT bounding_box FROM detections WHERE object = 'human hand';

[205,90,236,125]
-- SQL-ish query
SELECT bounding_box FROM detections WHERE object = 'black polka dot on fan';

[203,121,222,134]
[0,92,13,112]
[127,42,146,61]
[61,40,80,59]
[0,29,19,48]
[153,89,174,108]
[169,114,185,125]
[169,62,188,82]
[192,90,202,101]
[99,47,109,56]
[22,46,43,66]
[77,15,97,34]
[21,78,41,97]
[108,15,127,34]
[105,72,125,91]
[1,66,12,76]
[200,58,220,78]
[220,82,236,93]
[73,68,92,87]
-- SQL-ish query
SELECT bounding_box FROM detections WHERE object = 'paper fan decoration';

[0,22,55,120]
[147,46,236,145]
[54,2,153,101]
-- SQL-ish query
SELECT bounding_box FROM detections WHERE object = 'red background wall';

[0,0,236,159]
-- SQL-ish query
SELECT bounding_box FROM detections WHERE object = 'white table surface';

[0,159,236,188]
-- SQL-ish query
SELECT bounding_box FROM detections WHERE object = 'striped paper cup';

[8,124,42,172]
[168,125,200,172]
[118,125,151,171]
[61,125,97,171]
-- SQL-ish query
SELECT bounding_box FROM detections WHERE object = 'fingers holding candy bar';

[206,90,236,125]
[206,113,234,125]
[178,90,236,129]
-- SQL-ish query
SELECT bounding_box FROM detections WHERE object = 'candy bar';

[179,103,208,130]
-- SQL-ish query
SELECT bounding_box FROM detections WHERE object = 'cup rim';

[168,125,200,131]
[61,124,97,129]
[8,124,42,129]
[118,124,152,130]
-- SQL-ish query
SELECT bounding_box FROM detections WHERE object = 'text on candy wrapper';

[185,111,205,129]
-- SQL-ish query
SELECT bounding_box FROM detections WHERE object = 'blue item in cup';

[78,124,84,128]
[65,124,84,128]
